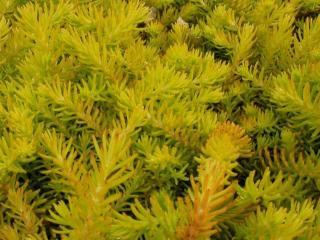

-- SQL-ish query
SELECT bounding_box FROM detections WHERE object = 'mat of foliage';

[0,0,320,239]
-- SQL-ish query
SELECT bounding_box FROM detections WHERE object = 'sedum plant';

[0,0,320,239]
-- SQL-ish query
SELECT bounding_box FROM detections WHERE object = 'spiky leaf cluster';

[0,0,320,239]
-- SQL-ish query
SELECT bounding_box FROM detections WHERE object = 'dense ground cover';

[0,0,320,239]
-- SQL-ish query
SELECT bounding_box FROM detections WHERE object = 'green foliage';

[235,200,316,239]
[0,0,320,239]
